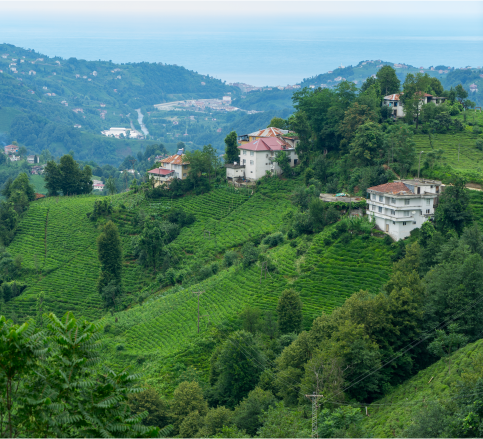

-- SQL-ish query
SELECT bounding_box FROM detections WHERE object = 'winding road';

[136,108,150,137]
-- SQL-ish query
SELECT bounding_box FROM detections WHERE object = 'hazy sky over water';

[5,0,483,19]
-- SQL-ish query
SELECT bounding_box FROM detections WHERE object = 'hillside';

[363,338,483,437]
[3,179,396,372]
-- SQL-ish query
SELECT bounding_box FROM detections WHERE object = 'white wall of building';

[239,149,298,181]
[367,192,438,241]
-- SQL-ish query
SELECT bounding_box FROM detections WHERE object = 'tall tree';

[97,220,122,307]
[434,177,472,234]
[43,155,93,196]
[7,173,35,214]
[376,65,400,95]
[277,289,303,334]
[349,121,385,167]
[211,331,265,407]
[384,124,416,177]
[224,131,239,164]
[267,117,286,129]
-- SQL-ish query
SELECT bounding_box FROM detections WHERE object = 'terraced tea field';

[5,196,106,321]
[3,183,297,321]
[102,232,395,368]
[469,189,483,227]
[414,131,483,173]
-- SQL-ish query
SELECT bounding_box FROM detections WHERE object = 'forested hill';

[0,43,239,163]
[301,60,483,106]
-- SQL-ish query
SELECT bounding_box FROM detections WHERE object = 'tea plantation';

[362,338,483,437]
[3,179,396,374]
[99,230,394,372]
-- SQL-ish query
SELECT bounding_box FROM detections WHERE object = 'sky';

[0,0,483,16]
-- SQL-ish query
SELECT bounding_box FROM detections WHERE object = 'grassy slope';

[5,179,395,372]
[363,339,483,437]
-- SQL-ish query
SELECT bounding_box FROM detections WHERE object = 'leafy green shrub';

[476,138,483,151]
[116,344,125,351]
[323,237,333,246]
[262,232,284,248]
[296,240,309,256]
[224,250,239,267]
[241,242,259,268]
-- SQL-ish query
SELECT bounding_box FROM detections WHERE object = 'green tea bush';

[224,250,239,267]
[262,232,284,248]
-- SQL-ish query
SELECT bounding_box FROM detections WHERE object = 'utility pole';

[418,151,424,179]
[192,291,204,333]
[305,393,324,438]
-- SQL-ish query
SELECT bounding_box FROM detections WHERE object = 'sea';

[1,23,482,86]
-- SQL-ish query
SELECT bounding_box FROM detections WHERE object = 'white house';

[147,167,175,187]
[101,127,142,139]
[383,93,447,119]
[227,137,298,181]
[367,179,442,241]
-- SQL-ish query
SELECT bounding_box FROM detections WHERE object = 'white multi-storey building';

[367,179,442,241]
[226,137,298,181]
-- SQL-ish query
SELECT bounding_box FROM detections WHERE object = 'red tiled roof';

[34,193,45,200]
[384,94,400,101]
[160,154,189,165]
[238,137,292,152]
[367,182,412,194]
[247,127,290,138]
[148,168,175,175]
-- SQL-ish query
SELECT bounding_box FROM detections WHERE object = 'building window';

[405,199,410,205]
[379,195,383,202]
[431,185,433,188]
[243,159,246,165]
[250,160,254,165]
[426,199,431,205]
[403,222,407,225]
[404,211,409,217]
[413,221,417,224]
[391,198,396,204]
[266,154,269,158]
[426,209,430,214]
[250,151,254,156]
[243,150,246,155]
[393,221,395,225]
[378,206,382,213]
[372,205,376,211]
[391,210,395,216]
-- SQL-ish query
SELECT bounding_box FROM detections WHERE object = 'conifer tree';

[97,221,122,307]
[276,289,303,334]
[224,131,239,164]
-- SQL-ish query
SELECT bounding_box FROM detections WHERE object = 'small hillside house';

[383,93,447,119]
[367,179,442,241]
[4,144,18,155]
[148,148,190,186]
[226,137,298,181]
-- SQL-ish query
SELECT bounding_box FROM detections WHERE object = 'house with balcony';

[226,137,298,182]
[367,179,442,241]
[383,93,447,119]
[4,144,18,156]
[149,148,189,186]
